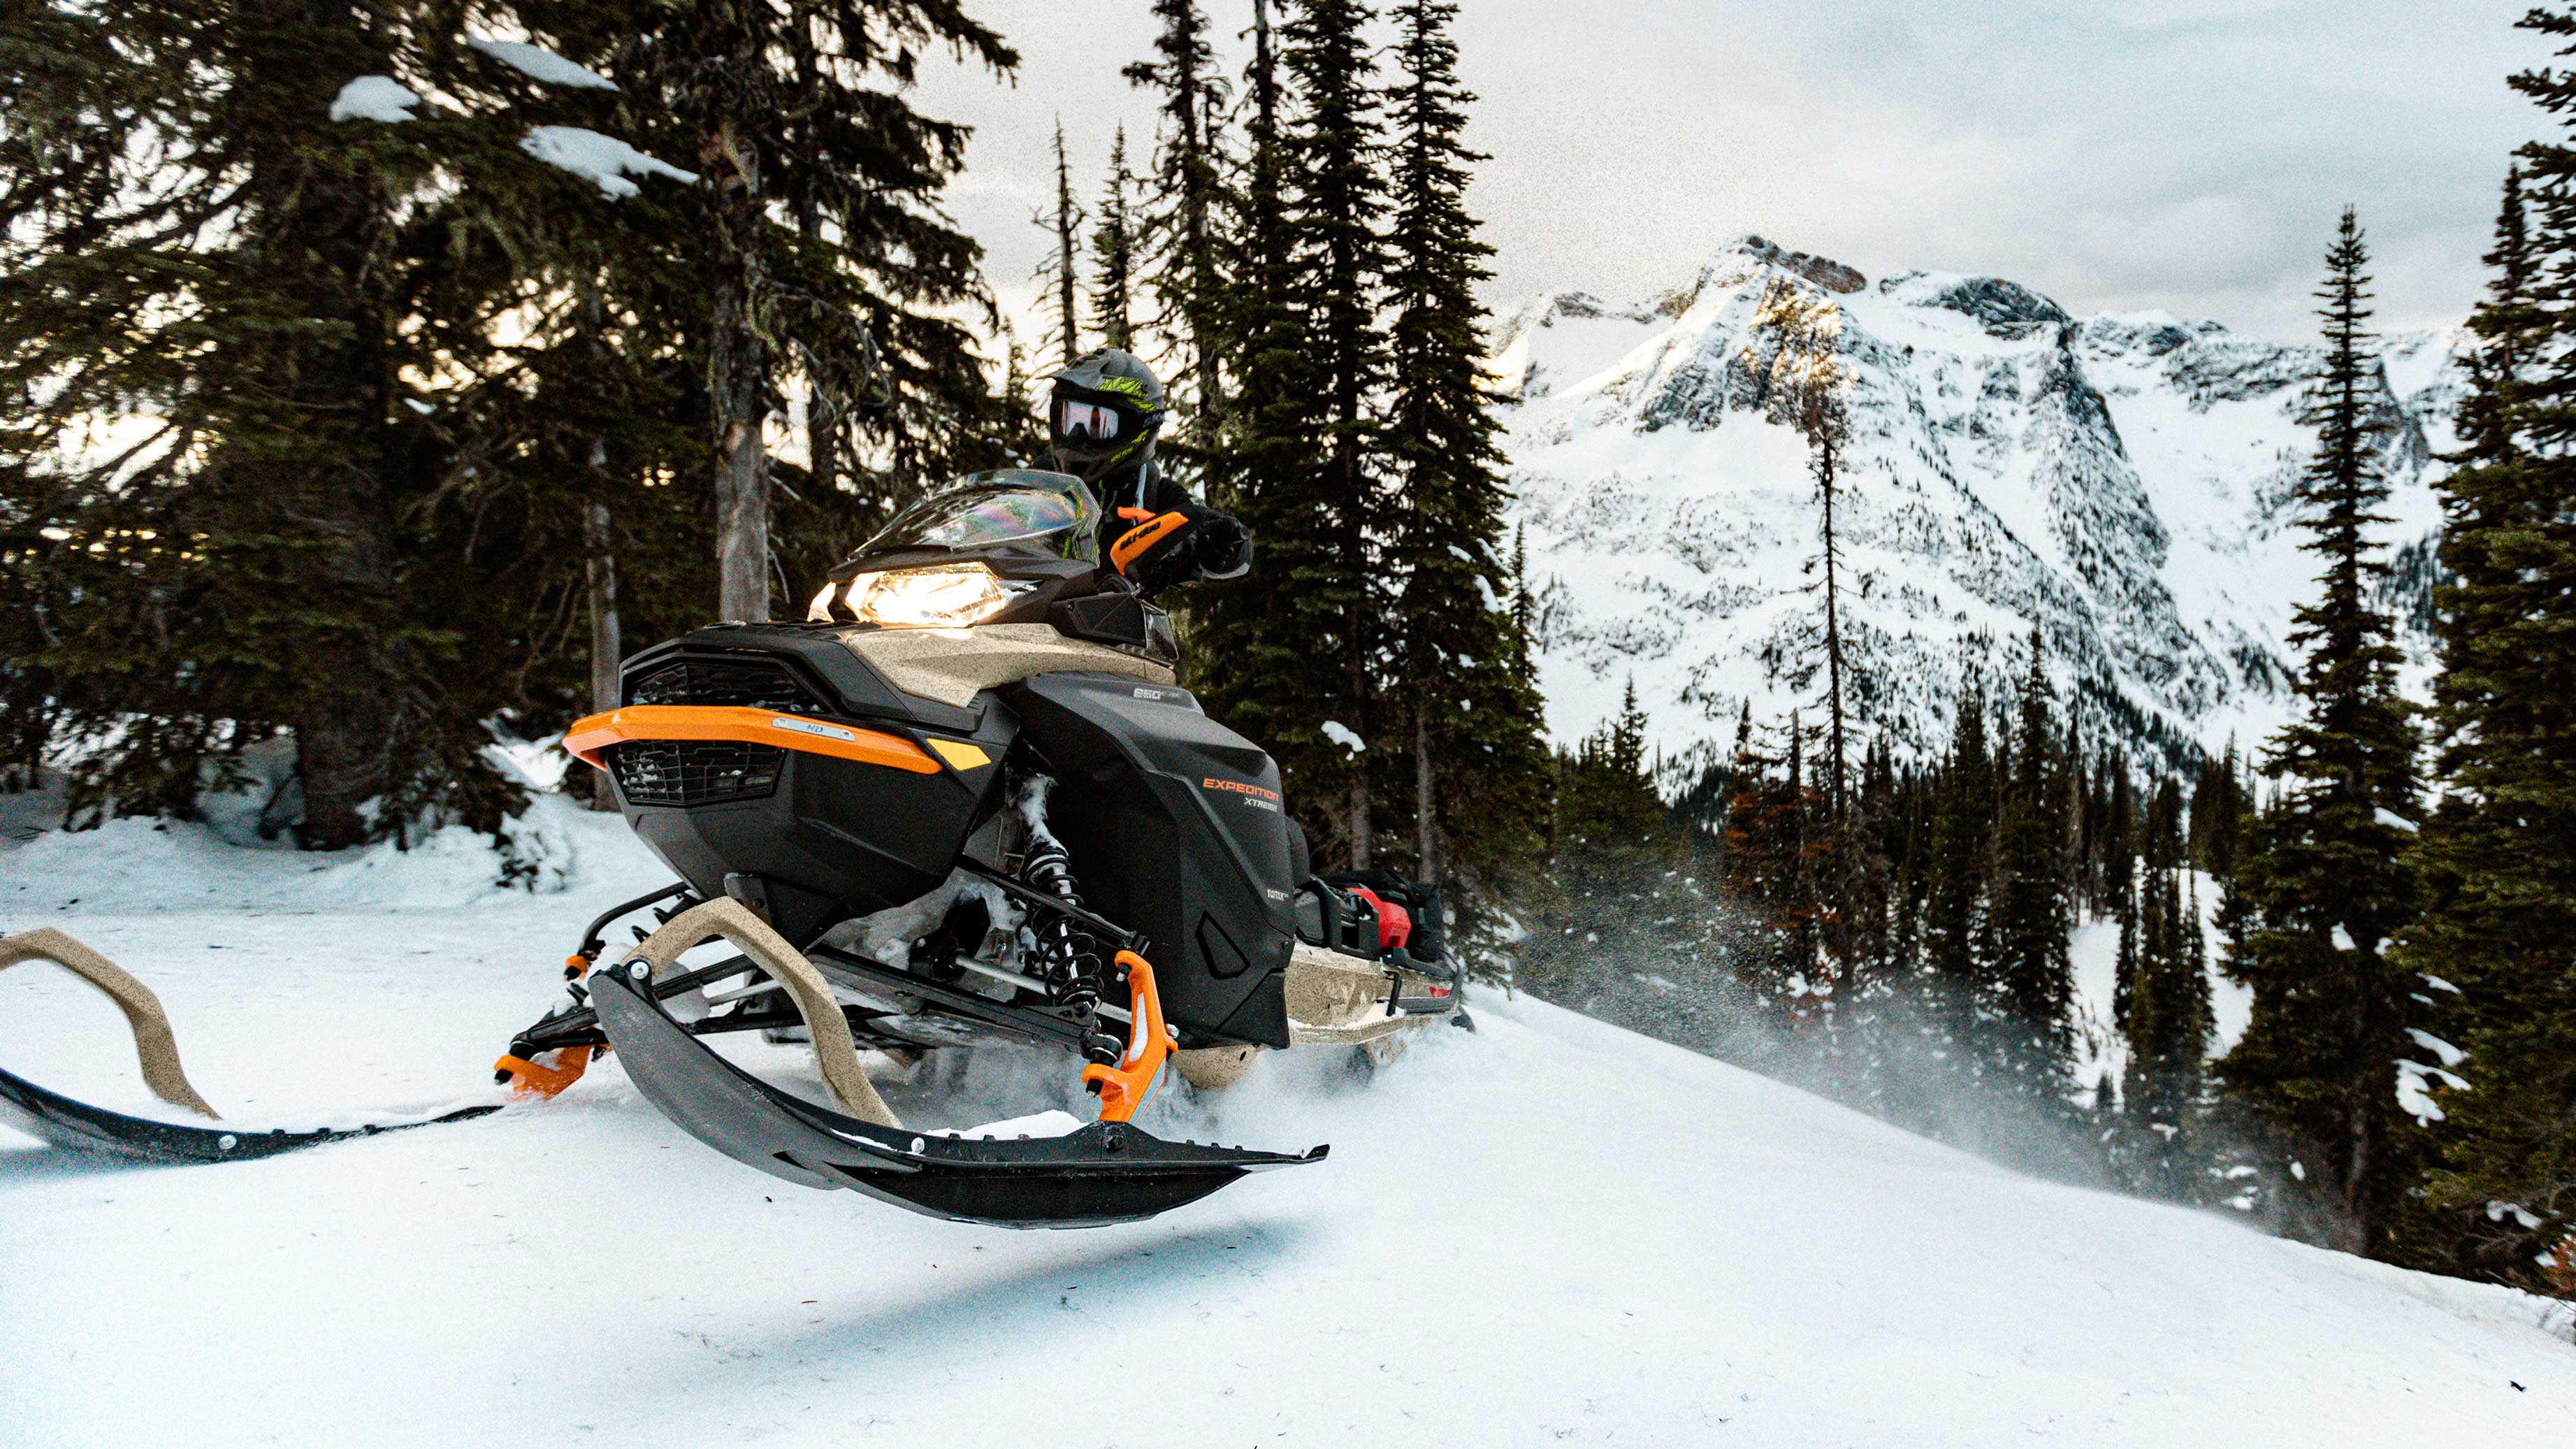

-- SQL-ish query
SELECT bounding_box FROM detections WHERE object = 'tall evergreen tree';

[1292,0,1391,865]
[1923,695,1995,1028]
[1749,279,1855,816]
[1089,126,1139,352]
[1034,117,1084,364]
[1380,0,1547,895]
[1192,0,1334,854]
[1990,636,2075,1100]
[0,0,676,844]
[2220,210,2424,1255]
[1123,0,1229,445]
[2396,26,2576,1283]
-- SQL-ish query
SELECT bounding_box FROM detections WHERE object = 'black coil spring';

[1021,833,1124,1066]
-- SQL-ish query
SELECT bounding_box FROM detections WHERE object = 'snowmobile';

[1,471,1461,1228]
[487,469,1466,1226]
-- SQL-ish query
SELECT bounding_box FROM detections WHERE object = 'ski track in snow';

[3,803,2570,1446]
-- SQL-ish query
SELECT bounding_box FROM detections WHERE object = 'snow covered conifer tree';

[1990,636,2075,1103]
[2220,210,2424,1256]
[2396,58,2576,1282]
[0,0,693,845]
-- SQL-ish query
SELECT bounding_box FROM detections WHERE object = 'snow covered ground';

[5,805,2570,1446]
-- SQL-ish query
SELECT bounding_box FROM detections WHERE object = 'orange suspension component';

[495,1044,595,1099]
[1083,949,1178,1123]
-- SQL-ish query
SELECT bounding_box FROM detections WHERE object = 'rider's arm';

[1110,473,1250,589]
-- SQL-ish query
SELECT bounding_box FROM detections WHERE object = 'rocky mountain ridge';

[1493,235,2461,781]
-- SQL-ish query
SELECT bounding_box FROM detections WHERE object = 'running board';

[587,963,1325,1228]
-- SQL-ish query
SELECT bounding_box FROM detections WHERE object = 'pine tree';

[1089,127,1139,352]
[2121,780,2214,1199]
[1034,117,1085,364]
[613,0,1015,622]
[1380,0,1547,898]
[2396,31,2576,1283]
[1191,0,1333,855]
[1990,635,2075,1102]
[1749,278,1855,816]
[1923,695,1995,1030]
[0,0,673,844]
[1,1,1018,850]
[1123,0,1230,444]
[2220,210,2424,1256]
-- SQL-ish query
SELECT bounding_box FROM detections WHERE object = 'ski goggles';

[1055,399,1122,442]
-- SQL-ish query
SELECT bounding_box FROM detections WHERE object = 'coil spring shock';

[1019,793,1126,1067]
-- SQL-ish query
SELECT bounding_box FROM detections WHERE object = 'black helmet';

[1047,348,1166,482]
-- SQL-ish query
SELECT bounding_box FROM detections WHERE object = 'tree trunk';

[705,76,772,624]
[259,10,398,850]
[1053,122,1081,364]
[584,502,622,812]
[1819,430,1848,820]
[711,189,770,623]
[1414,705,1438,886]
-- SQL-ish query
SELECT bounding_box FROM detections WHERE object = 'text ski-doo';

[495,470,1466,1227]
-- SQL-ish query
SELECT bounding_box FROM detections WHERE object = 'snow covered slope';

[4,817,2568,1445]
[1499,236,2463,777]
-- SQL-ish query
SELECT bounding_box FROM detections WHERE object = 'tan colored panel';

[838,623,1175,709]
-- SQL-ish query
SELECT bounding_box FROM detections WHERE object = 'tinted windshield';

[857,470,1100,563]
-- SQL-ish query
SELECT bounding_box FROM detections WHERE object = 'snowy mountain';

[5,812,2572,1443]
[1496,235,2465,779]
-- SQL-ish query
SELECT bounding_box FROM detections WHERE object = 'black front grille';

[607,740,786,807]
[627,656,824,714]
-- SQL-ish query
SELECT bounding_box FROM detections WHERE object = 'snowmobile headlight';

[839,563,1013,628]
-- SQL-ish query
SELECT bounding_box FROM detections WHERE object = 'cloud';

[914,0,2538,345]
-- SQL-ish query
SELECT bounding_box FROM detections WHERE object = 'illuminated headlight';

[825,563,1015,628]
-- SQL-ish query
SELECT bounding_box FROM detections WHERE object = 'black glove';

[1192,514,1252,580]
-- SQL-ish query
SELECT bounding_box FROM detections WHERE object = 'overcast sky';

[913,1,2545,349]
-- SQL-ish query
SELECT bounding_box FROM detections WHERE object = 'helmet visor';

[1055,398,1121,445]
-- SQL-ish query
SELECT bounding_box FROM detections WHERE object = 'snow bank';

[0,795,659,914]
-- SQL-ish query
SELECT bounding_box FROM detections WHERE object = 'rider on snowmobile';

[1043,349,1251,593]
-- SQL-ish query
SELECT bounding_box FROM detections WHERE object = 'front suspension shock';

[1016,777,1124,1067]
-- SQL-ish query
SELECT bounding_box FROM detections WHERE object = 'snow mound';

[0,795,660,914]
[520,127,699,198]
[328,75,419,123]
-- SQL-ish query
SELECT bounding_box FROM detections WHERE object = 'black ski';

[0,1065,497,1165]
[586,961,1324,1228]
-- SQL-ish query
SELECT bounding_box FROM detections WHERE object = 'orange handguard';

[1083,949,1178,1123]
[1110,511,1192,577]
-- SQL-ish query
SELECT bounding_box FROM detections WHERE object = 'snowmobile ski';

[0,1062,495,1165]
[0,927,498,1164]
[585,921,1326,1228]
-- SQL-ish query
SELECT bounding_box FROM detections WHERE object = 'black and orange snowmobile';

[492,468,1466,1226]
